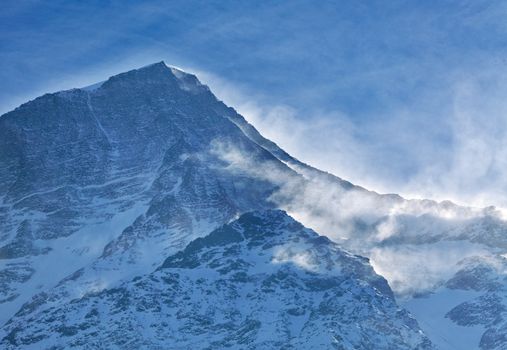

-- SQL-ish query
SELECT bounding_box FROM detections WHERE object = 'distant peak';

[136,61,199,83]
[138,61,168,70]
[73,61,212,97]
[132,61,172,75]
[115,61,201,83]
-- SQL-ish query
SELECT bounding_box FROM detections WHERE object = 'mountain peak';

[84,61,210,96]
[133,60,175,75]
[141,60,167,69]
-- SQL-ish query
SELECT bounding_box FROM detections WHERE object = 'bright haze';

[3,0,507,207]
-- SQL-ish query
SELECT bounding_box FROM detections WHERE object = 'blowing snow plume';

[210,139,507,296]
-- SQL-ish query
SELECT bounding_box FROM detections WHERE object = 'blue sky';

[3,0,507,206]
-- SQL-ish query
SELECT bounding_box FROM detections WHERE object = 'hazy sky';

[3,0,507,207]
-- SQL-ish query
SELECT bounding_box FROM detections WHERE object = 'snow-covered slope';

[1,210,432,349]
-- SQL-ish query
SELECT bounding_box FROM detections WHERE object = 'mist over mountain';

[1,62,507,349]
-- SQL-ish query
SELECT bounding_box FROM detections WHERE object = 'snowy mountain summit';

[0,62,506,349]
